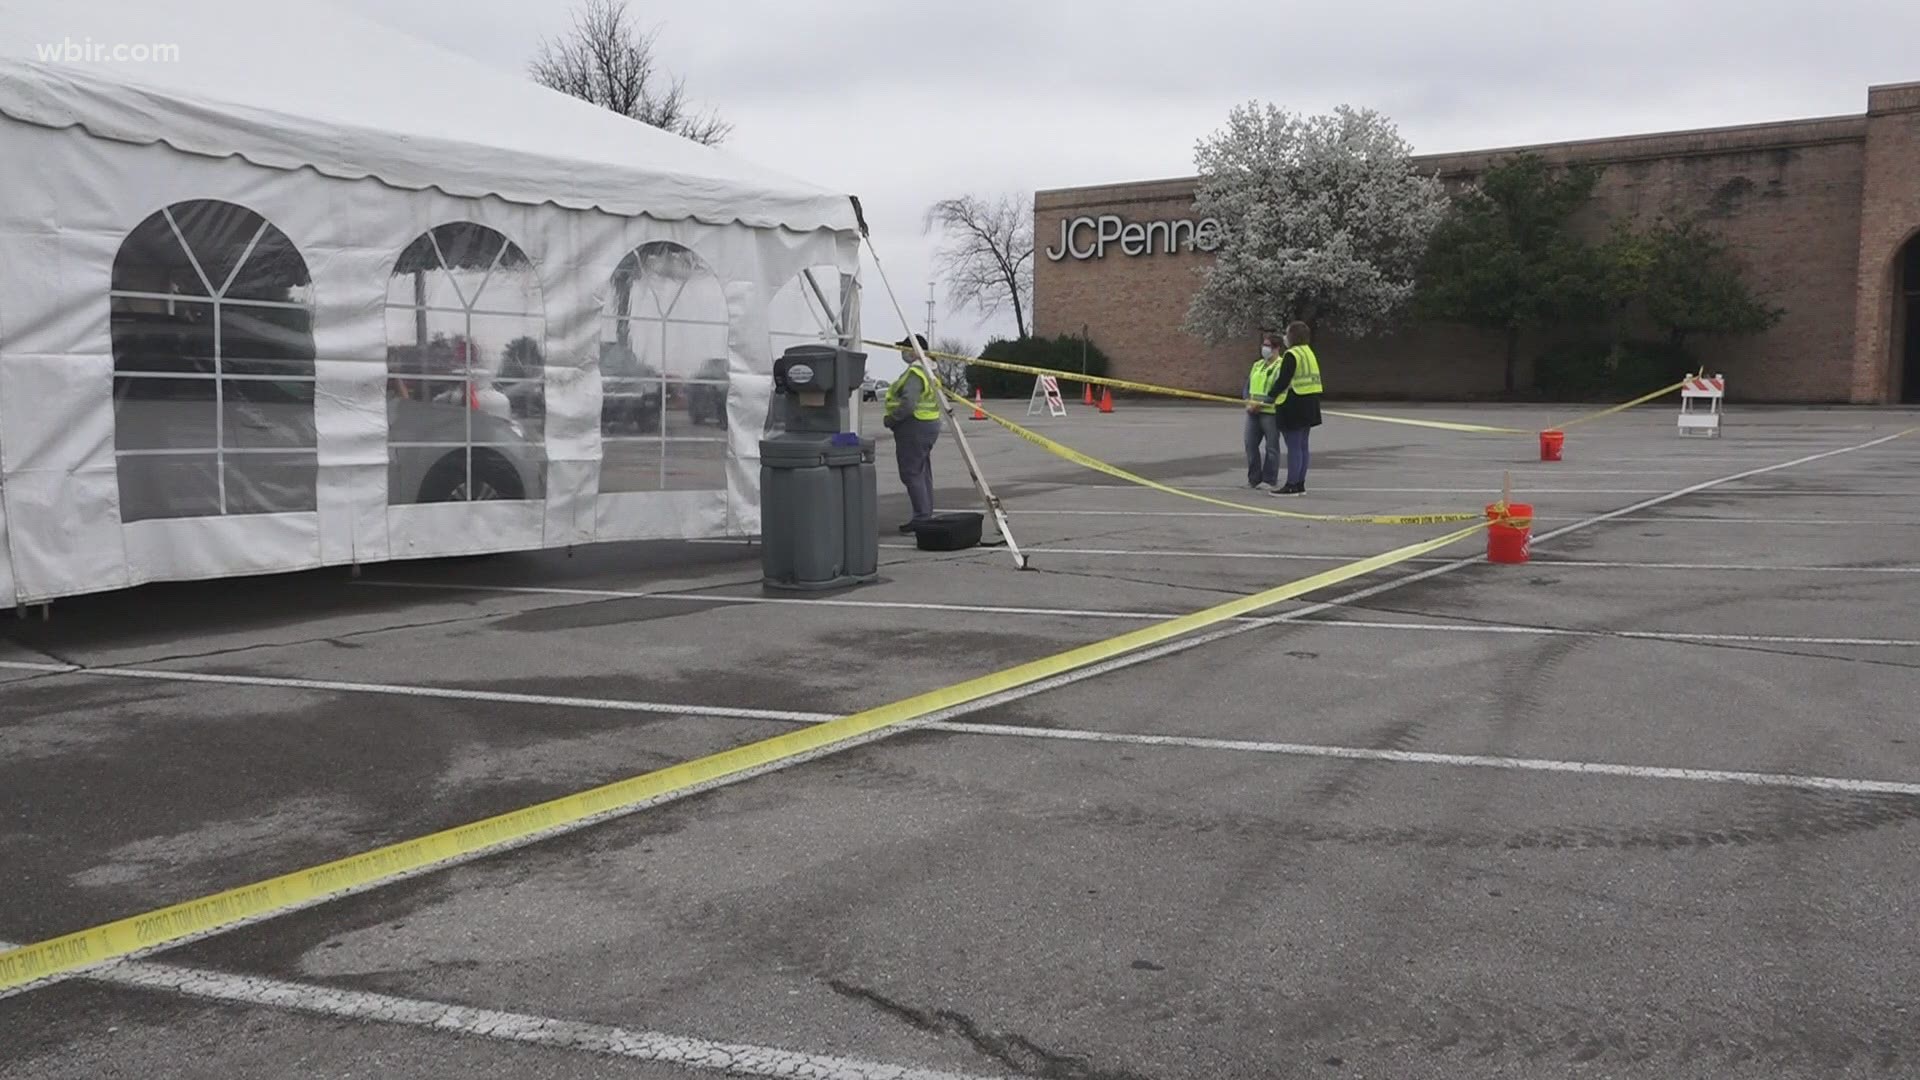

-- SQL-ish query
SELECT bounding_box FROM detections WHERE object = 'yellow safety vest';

[886,366,941,421]
[1246,355,1280,414]
[1273,345,1323,404]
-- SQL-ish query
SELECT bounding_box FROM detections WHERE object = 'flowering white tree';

[1183,103,1448,343]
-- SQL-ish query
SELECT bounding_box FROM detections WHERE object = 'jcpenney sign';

[1044,215,1224,261]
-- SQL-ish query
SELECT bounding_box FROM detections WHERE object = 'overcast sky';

[341,0,1917,377]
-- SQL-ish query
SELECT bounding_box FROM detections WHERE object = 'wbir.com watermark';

[36,37,180,64]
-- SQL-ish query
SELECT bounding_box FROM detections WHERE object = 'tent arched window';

[383,223,546,504]
[599,242,730,493]
[766,265,853,431]
[109,200,317,522]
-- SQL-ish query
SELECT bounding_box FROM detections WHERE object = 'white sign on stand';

[1678,374,1725,438]
[1027,374,1069,418]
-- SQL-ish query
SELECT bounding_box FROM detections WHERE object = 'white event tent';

[0,0,863,608]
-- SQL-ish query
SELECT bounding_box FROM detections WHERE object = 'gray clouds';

[337,0,1920,372]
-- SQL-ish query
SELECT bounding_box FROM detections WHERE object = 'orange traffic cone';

[970,388,986,421]
[1098,388,1114,414]
[1082,382,1094,406]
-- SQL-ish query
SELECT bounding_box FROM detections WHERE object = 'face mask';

[1259,346,1275,360]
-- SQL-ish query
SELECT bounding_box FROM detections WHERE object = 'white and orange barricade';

[1027,374,1068,418]
[1678,374,1725,438]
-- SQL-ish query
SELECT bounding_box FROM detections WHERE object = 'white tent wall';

[0,278,13,605]
[0,0,859,235]
[0,486,12,605]
[0,117,857,607]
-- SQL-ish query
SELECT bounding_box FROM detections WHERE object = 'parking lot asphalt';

[4,402,1919,1079]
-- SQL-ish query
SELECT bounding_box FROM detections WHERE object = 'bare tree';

[931,336,975,396]
[925,194,1033,339]
[529,0,731,146]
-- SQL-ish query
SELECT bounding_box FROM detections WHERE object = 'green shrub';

[1534,339,1694,401]
[970,334,1110,398]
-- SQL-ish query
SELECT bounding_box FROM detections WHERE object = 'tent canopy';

[0,0,859,233]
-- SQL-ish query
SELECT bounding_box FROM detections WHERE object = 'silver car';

[387,394,543,503]
[110,376,543,520]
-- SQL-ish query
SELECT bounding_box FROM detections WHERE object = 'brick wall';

[1034,98,1913,403]
[1033,180,1247,396]
[1850,82,1920,402]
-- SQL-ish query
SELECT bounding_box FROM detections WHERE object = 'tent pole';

[856,231,1027,570]
[804,267,855,432]
[844,276,861,433]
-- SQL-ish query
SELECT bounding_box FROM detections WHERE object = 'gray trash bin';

[760,345,878,591]
[842,437,879,578]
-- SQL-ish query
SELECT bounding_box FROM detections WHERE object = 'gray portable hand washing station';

[759,344,880,590]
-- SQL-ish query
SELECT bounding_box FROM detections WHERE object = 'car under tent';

[0,0,862,609]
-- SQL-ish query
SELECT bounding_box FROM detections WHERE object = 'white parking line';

[2,948,998,1080]
[999,508,1454,519]
[1065,485,1677,494]
[1061,470,1887,480]
[0,661,831,724]
[1007,509,1920,526]
[1047,485,1899,496]
[357,579,1194,624]
[1521,432,1915,539]
[336,579,1920,646]
[1301,619,1920,648]
[927,723,1920,797]
[880,544,1920,576]
[1519,558,1920,575]
[3,619,1905,745]
[3,655,1912,796]
[1,430,1905,1005]
[0,661,830,722]
[1534,515,1920,526]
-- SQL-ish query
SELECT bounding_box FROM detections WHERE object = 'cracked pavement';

[5,405,1920,1079]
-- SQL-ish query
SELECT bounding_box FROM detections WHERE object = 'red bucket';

[1487,502,1533,564]
[1539,429,1565,462]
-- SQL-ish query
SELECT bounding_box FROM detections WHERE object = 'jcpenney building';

[1033,81,1920,403]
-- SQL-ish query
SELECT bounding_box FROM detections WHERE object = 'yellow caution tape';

[879,340,1247,406]
[944,386,1483,526]
[872,340,1530,434]
[0,521,1486,995]
[1551,381,1690,429]
[1319,408,1530,435]
[871,340,1687,437]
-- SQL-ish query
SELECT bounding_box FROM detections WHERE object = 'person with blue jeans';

[1242,332,1282,489]
[884,334,942,531]
[1261,321,1324,496]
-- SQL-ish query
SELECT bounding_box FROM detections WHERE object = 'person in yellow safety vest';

[1260,320,1324,497]
[1242,331,1284,490]
[883,334,942,532]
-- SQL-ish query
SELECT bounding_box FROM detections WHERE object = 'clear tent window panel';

[767,266,847,354]
[384,223,546,505]
[661,437,727,492]
[766,266,852,434]
[600,242,731,494]
[108,200,317,522]
[220,305,317,377]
